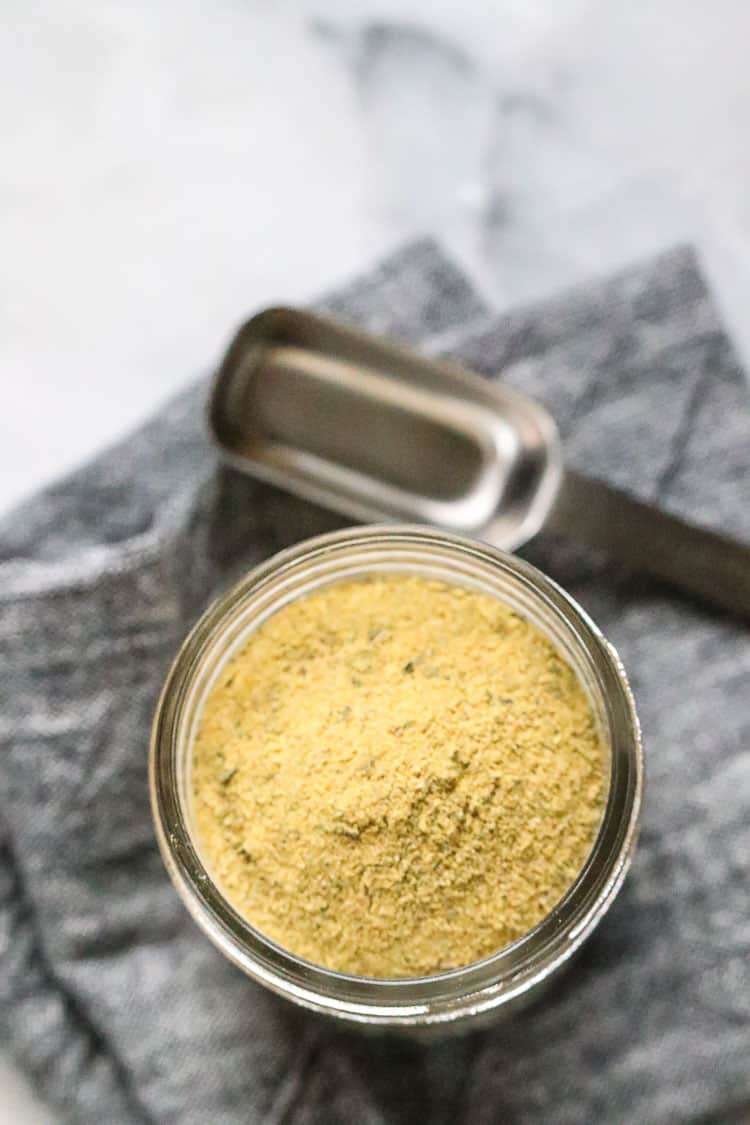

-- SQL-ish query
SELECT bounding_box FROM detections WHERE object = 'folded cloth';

[1,239,748,1125]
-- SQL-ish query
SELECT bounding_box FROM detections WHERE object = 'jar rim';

[150,525,643,1027]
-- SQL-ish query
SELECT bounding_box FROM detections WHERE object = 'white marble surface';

[2,1,750,1119]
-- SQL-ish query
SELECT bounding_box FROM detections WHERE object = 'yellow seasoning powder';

[192,575,605,978]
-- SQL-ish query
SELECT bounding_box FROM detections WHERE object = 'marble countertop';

[3,2,750,1119]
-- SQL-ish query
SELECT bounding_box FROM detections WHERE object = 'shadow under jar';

[150,525,643,1032]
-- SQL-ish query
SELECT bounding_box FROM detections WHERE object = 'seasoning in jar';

[191,574,605,978]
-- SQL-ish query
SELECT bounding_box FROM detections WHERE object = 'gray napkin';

[1,239,748,1125]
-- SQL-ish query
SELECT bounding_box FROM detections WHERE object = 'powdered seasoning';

[191,575,605,977]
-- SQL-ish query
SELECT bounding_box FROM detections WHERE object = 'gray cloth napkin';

[1,239,748,1125]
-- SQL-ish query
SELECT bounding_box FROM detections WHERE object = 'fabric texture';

[0,239,748,1125]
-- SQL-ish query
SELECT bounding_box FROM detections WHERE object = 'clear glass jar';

[150,526,642,1031]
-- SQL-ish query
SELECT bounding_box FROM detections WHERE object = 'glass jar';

[150,526,642,1031]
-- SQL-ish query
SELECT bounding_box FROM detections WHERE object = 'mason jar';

[150,525,643,1031]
